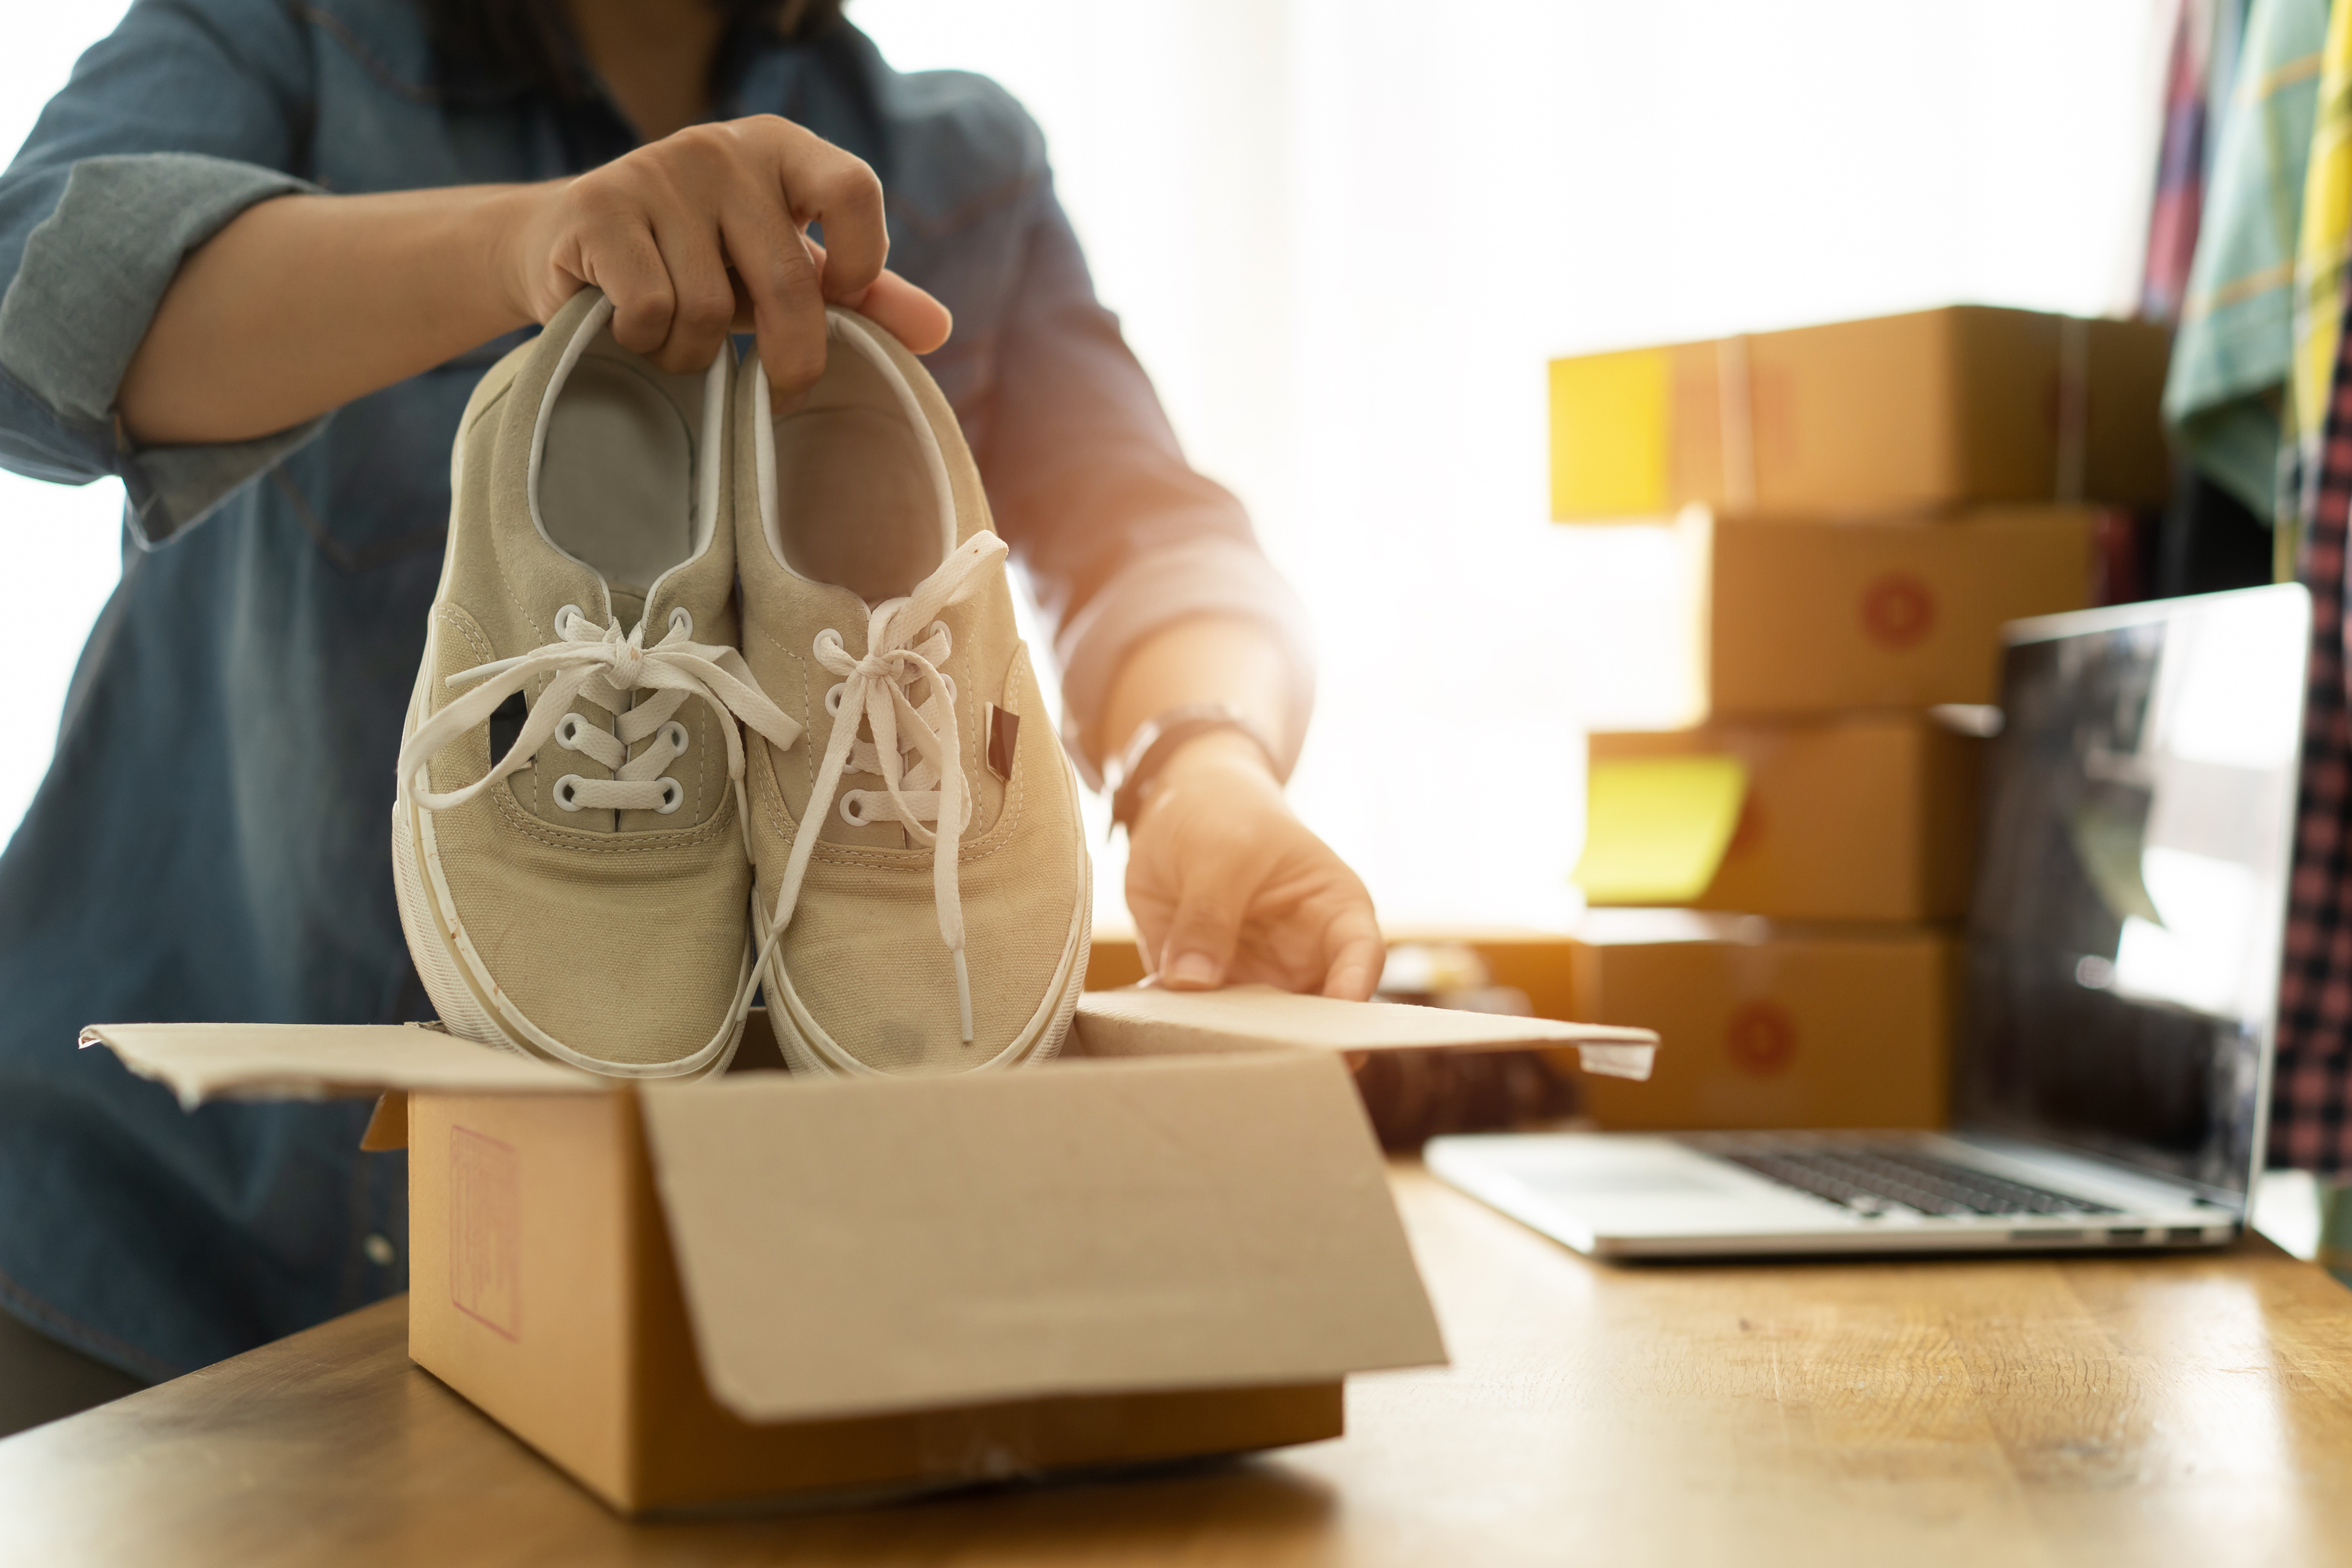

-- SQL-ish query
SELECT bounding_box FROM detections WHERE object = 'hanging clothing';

[2274,270,2352,1174]
[2208,0,2256,184]
[2143,0,2217,321]
[2164,0,2329,518]
[2291,0,2352,532]
[2142,0,2255,317]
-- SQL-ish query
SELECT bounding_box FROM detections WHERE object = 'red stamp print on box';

[450,1127,521,1341]
[1860,572,1936,650]
[1725,1000,1798,1077]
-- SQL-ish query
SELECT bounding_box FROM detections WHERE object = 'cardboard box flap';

[1073,985,1659,1080]
[78,1022,597,1109]
[640,1052,1448,1424]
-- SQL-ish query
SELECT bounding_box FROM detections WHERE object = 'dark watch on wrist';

[1104,702,1280,834]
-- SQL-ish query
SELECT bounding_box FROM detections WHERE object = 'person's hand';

[494,115,952,395]
[1123,733,1383,1001]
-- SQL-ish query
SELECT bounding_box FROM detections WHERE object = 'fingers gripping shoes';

[734,309,1092,1076]
[393,290,801,1078]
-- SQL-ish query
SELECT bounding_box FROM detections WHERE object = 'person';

[0,0,1377,1421]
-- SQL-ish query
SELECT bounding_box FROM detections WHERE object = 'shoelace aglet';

[953,948,974,1045]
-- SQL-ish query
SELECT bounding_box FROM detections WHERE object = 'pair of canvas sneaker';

[392,289,1091,1079]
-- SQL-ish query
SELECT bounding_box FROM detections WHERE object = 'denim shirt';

[0,0,1310,1381]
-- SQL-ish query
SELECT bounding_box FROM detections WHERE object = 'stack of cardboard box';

[1551,306,2172,1132]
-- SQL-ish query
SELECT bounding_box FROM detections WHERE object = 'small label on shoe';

[987,705,1020,782]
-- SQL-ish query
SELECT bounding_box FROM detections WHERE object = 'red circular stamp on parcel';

[1860,572,1936,649]
[1725,999,1798,1076]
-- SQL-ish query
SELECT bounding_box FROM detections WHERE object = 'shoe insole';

[540,353,696,599]
[773,346,945,603]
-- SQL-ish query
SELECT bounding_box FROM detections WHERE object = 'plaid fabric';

[2143,0,2212,321]
[2165,0,2328,516]
[2292,0,2352,524]
[2274,281,2352,1171]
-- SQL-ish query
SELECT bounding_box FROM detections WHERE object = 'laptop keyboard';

[1712,1142,2122,1219]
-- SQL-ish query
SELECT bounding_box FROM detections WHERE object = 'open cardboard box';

[84,987,1654,1515]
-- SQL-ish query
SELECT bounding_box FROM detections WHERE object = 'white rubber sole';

[763,866,1093,1078]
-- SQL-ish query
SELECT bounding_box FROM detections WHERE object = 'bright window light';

[862,0,2161,931]
[2159,594,2309,771]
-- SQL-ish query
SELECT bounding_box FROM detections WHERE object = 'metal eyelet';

[825,683,847,718]
[553,775,586,811]
[662,720,689,753]
[668,606,692,638]
[839,792,868,826]
[555,604,584,637]
[554,714,584,750]
[655,778,684,815]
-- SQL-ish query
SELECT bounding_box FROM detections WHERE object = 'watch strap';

[1105,703,1279,833]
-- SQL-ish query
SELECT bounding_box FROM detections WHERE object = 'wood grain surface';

[6,1164,2352,1566]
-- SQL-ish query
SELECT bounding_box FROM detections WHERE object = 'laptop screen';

[1952,585,2309,1200]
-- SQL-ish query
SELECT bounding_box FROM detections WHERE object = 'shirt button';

[363,1233,397,1267]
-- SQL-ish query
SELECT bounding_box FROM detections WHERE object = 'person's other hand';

[495,115,951,395]
[1123,733,1383,1001]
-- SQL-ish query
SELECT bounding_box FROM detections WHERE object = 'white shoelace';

[830,618,970,837]
[755,532,1010,1044]
[397,605,804,858]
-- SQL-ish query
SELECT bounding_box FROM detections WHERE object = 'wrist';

[474,182,557,328]
[1133,731,1284,833]
[1156,728,1279,786]
[1105,702,1283,836]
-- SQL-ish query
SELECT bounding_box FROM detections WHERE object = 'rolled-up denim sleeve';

[0,0,321,546]
[976,183,1314,786]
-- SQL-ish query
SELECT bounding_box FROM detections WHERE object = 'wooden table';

[8,1165,2352,1566]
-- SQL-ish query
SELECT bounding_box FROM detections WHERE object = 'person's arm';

[967,172,1379,1000]
[0,0,321,526]
[120,118,950,447]
[0,2,941,544]
[116,186,525,445]
[1102,617,1382,1000]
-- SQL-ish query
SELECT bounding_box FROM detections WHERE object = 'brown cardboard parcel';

[1547,305,2170,521]
[1589,717,1985,922]
[83,989,1655,1516]
[1704,505,2094,715]
[1563,913,1955,1133]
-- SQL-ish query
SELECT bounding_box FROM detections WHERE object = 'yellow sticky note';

[1549,347,1671,520]
[1574,754,1749,905]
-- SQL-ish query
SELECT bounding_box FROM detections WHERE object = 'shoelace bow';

[397,605,804,858]
[753,532,1011,1044]
[830,618,967,837]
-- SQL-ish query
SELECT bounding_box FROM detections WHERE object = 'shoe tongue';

[608,586,648,633]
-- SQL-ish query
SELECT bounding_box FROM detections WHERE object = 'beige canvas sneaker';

[733,308,1091,1076]
[393,290,801,1078]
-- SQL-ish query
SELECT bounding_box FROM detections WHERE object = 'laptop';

[1428,583,2311,1257]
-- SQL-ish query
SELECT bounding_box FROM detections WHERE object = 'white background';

[2,0,2162,933]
